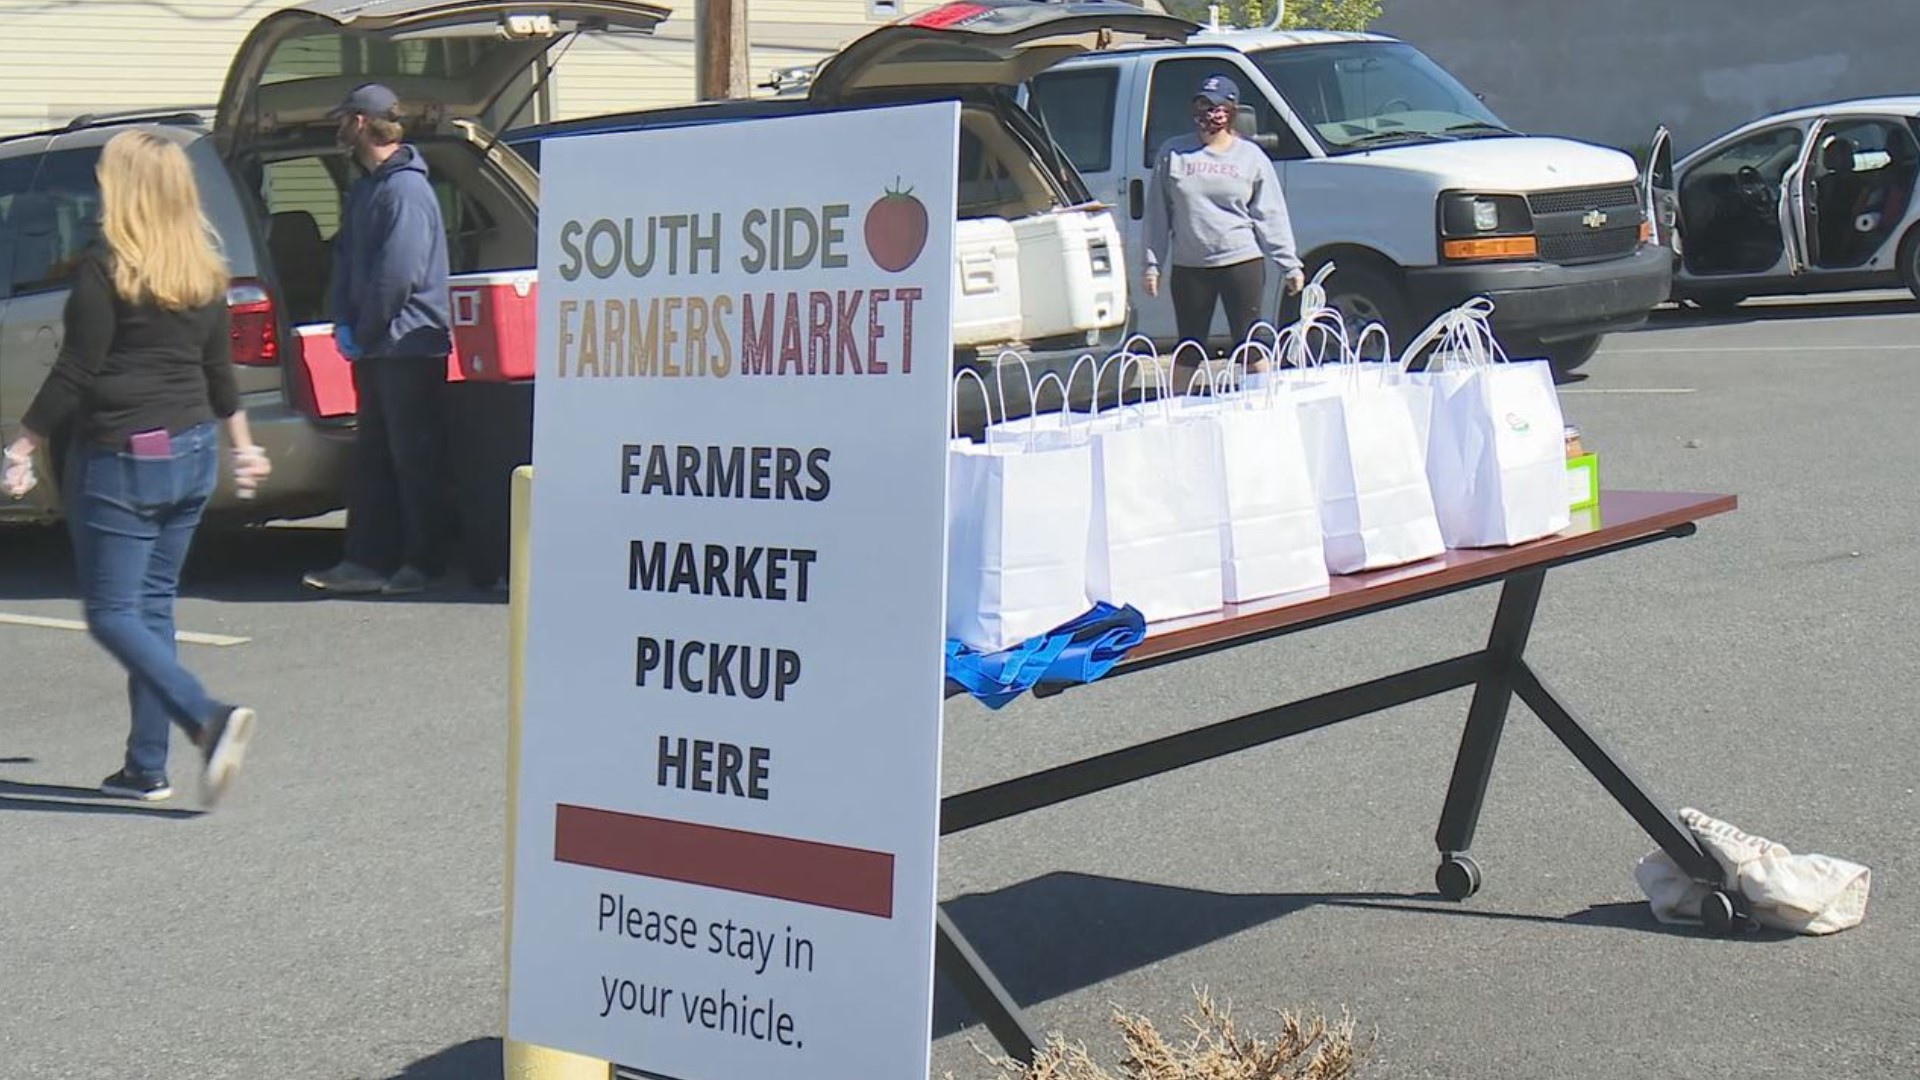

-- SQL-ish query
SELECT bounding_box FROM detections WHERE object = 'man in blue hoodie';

[305,83,453,596]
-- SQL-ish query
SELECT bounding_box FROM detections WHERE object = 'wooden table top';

[1124,490,1738,666]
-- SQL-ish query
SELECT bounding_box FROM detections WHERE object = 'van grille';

[1538,224,1644,263]
[1527,183,1644,265]
[1526,183,1639,215]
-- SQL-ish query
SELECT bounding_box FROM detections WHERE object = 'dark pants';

[345,355,447,576]
[1170,258,1268,389]
[65,421,220,778]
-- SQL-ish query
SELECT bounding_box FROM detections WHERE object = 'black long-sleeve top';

[21,247,239,449]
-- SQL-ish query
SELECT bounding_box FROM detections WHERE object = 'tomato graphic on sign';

[864,178,929,273]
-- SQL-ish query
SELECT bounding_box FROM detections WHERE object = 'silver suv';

[0,0,668,527]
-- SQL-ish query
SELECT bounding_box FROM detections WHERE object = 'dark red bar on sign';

[553,804,896,919]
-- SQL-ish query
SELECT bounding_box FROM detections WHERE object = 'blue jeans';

[65,421,222,778]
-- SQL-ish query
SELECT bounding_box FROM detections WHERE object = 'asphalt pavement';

[2,293,1917,1080]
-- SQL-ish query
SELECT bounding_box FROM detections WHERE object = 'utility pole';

[696,0,751,100]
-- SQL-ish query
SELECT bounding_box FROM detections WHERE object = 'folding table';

[935,490,1742,1063]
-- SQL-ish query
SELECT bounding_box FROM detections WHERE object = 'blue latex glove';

[333,323,360,360]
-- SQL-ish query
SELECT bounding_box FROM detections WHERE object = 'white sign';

[507,103,960,1080]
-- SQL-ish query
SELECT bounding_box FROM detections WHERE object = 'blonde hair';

[96,130,229,310]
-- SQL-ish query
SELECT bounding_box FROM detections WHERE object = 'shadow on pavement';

[933,871,1784,1035]
[0,780,204,819]
[1648,294,1919,328]
[0,524,506,607]
[379,1038,503,1080]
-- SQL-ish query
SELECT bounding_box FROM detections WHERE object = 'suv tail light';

[227,279,279,366]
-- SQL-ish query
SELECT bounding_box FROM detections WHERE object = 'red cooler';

[293,325,358,419]
[449,270,538,381]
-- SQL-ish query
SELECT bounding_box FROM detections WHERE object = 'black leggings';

[1170,258,1267,360]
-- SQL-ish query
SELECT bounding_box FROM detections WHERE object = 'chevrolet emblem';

[1581,208,1609,229]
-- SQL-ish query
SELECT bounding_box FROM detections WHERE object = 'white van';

[1023,28,1674,367]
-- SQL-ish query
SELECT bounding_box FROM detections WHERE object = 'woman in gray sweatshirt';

[1142,74,1305,388]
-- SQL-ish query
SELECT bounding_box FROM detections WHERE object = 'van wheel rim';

[1328,291,1388,354]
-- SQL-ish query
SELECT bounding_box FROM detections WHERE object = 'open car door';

[807,0,1195,104]
[1779,116,1829,275]
[215,0,670,152]
[1643,124,1680,259]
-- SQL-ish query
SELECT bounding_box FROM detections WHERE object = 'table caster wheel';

[1700,890,1740,935]
[1435,854,1482,901]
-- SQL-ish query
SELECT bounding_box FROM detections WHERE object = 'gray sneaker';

[380,565,431,596]
[197,706,256,807]
[303,561,387,594]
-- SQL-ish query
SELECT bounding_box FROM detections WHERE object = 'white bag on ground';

[1086,360,1226,622]
[1205,366,1329,603]
[1633,807,1871,935]
[1401,300,1571,547]
[1295,363,1444,574]
[945,370,1094,652]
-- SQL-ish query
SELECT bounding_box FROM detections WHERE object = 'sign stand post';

[504,466,610,1079]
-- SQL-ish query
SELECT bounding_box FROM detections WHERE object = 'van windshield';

[1250,41,1511,154]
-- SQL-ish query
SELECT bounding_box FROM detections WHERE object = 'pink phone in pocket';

[128,429,172,459]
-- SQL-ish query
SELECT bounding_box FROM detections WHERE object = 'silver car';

[0,0,669,527]
[1647,97,1920,310]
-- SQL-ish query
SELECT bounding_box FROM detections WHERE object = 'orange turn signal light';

[1639,220,1653,243]
[1442,236,1538,261]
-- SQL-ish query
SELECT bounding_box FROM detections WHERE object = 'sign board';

[507,103,960,1080]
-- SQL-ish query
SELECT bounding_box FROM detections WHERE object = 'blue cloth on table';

[945,602,1147,709]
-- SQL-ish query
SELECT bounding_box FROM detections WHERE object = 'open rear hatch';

[807,0,1194,104]
[215,0,670,150]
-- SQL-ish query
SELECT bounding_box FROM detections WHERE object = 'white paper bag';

[1401,300,1571,547]
[1086,367,1226,622]
[1295,371,1444,575]
[945,370,1093,652]
[1201,362,1329,603]
[1634,808,1871,935]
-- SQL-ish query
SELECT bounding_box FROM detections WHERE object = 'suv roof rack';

[61,105,215,132]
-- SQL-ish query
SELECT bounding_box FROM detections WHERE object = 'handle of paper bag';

[1223,340,1271,407]
[1114,353,1173,426]
[1352,322,1393,367]
[1061,352,1101,420]
[951,368,994,440]
[1289,306,1348,371]
[1115,332,1160,363]
[992,348,1037,424]
[1025,371,1074,449]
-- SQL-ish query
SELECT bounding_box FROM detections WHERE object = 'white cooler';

[951,217,1024,346]
[1010,208,1127,341]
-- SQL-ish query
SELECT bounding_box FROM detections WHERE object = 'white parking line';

[0,612,250,647]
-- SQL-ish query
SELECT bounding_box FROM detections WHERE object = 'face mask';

[1196,104,1232,135]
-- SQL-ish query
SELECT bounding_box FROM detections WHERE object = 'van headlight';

[1438,192,1536,261]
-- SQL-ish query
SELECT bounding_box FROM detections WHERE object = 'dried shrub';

[959,987,1370,1080]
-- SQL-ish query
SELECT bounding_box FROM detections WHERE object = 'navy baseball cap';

[1195,74,1240,108]
[327,82,401,120]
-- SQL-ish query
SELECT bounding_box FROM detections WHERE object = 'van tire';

[1315,259,1409,359]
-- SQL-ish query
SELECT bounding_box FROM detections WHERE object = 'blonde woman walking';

[2,130,269,805]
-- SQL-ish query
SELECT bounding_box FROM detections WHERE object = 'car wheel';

[1317,260,1409,360]
[1900,225,1920,300]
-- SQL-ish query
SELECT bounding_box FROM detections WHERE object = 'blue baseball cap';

[1195,74,1240,108]
[327,82,401,120]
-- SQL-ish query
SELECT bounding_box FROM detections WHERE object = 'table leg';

[935,906,1044,1063]
[1512,661,1725,887]
[1432,571,1543,897]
